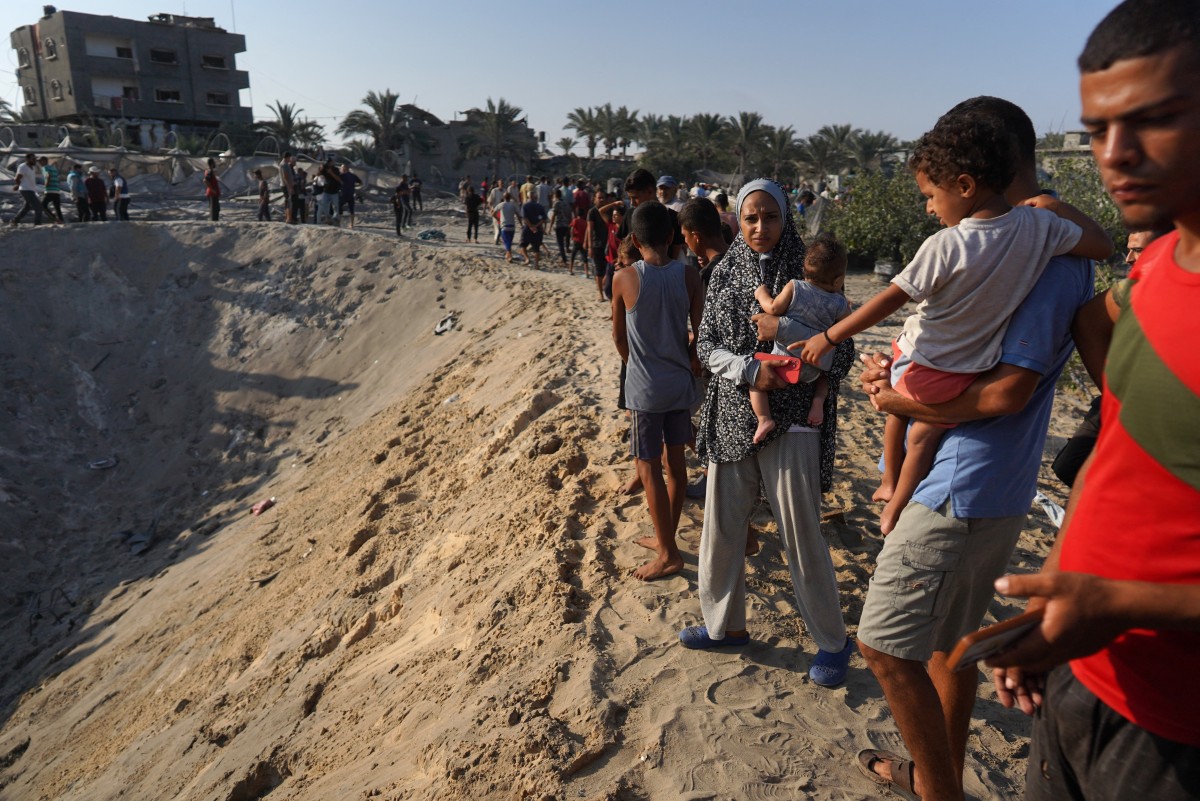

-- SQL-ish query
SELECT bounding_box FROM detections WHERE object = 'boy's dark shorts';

[591,249,606,276]
[521,227,543,250]
[630,409,690,460]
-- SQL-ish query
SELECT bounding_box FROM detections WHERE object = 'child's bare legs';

[634,443,686,580]
[749,388,776,444]
[880,420,947,535]
[874,412,907,503]
[807,374,830,426]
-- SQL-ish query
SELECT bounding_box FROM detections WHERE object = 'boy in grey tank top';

[750,235,851,442]
[612,202,704,581]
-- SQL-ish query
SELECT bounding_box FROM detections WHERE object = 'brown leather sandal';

[856,748,919,800]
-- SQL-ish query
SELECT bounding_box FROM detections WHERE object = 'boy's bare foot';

[635,535,657,550]
[872,481,895,503]
[807,407,826,427]
[634,553,684,581]
[745,528,760,556]
[880,498,904,535]
[753,418,776,444]
[622,473,643,495]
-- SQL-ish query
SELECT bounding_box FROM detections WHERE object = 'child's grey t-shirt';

[772,281,851,372]
[893,205,1081,373]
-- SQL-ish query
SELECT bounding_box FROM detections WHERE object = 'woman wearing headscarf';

[680,179,855,687]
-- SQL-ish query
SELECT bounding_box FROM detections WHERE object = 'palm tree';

[687,113,729,170]
[460,97,535,177]
[337,90,404,151]
[615,105,639,157]
[796,134,849,184]
[635,114,665,152]
[729,111,766,176]
[762,125,800,182]
[255,101,325,152]
[815,124,861,173]
[848,129,900,173]
[0,99,24,123]
[556,136,577,157]
[565,107,600,160]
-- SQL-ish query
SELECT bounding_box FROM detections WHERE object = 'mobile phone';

[947,607,1045,672]
[753,352,804,383]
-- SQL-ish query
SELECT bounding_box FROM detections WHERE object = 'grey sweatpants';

[700,432,846,652]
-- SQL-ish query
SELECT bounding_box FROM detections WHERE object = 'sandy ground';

[0,198,1091,800]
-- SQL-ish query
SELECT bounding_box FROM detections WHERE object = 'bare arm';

[758,280,796,317]
[1070,288,1119,388]
[797,283,911,364]
[990,444,1200,681]
[685,265,704,375]
[1021,195,1114,261]
[611,269,633,363]
[859,352,1039,424]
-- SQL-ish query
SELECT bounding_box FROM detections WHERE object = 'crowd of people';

[596,2,1198,800]
[9,152,131,225]
[4,1,1195,797]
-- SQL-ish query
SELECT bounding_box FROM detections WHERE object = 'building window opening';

[206,91,230,106]
[155,88,182,103]
[18,47,31,67]
[22,84,37,105]
[115,46,133,59]
[50,79,63,100]
[149,48,178,65]
[44,38,58,59]
[201,54,227,69]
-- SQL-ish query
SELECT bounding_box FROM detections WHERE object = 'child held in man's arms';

[751,234,852,441]
[612,202,704,580]
[799,108,1113,534]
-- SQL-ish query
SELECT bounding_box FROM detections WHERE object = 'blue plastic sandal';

[679,625,750,650]
[810,638,855,686]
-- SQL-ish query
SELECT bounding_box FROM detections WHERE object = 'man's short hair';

[804,234,848,284]
[625,168,656,193]
[282,151,293,158]
[1079,0,1200,72]
[678,197,723,240]
[630,201,673,248]
[799,190,817,205]
[909,107,1017,193]
[945,96,1036,166]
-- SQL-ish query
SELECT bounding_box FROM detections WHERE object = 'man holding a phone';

[988,1,1200,798]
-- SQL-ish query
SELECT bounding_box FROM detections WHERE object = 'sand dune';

[0,217,1086,800]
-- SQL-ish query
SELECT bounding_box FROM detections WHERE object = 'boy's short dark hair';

[804,234,848,285]
[1079,0,1200,72]
[625,168,656,194]
[799,190,816,205]
[908,107,1017,193]
[678,197,722,239]
[944,96,1036,167]
[630,201,673,248]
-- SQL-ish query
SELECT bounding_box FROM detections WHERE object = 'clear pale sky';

[2,0,1120,150]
